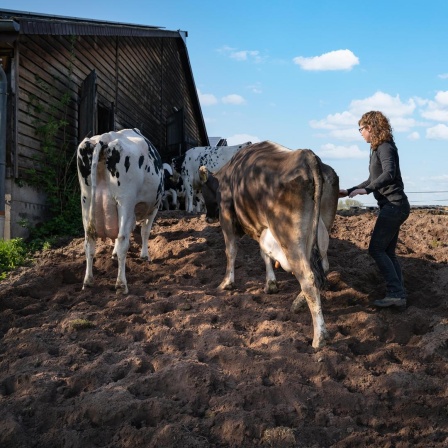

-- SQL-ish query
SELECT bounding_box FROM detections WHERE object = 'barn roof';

[0,8,208,144]
[0,8,180,38]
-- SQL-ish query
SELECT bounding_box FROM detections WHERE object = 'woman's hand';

[348,188,367,198]
[339,189,348,198]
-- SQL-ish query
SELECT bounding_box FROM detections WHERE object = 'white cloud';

[310,92,417,141]
[329,128,362,141]
[316,143,369,159]
[226,134,260,146]
[349,91,416,117]
[407,131,420,140]
[247,82,262,94]
[197,89,218,106]
[230,50,260,62]
[414,96,429,107]
[421,109,448,121]
[203,117,217,126]
[309,119,337,130]
[222,94,246,105]
[388,116,418,132]
[420,91,448,122]
[426,124,448,139]
[218,46,264,63]
[430,174,448,181]
[438,73,448,79]
[435,91,448,105]
[325,111,358,126]
[217,45,236,54]
[293,49,359,71]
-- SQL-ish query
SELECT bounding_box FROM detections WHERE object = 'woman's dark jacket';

[347,141,408,207]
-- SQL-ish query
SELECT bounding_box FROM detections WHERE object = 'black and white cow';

[77,128,164,294]
[199,141,339,349]
[171,142,252,213]
[161,162,178,210]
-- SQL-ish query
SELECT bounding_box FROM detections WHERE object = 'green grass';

[0,238,29,279]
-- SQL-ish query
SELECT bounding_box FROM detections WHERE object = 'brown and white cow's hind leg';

[285,249,329,349]
[218,210,238,290]
[290,220,329,307]
[260,250,279,294]
[295,265,328,348]
[317,218,330,274]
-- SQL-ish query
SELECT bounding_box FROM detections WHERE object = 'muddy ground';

[0,209,447,448]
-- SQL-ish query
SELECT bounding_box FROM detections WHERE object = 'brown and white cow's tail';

[305,149,326,290]
[86,142,103,240]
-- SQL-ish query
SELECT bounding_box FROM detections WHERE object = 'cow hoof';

[312,337,327,350]
[219,281,235,291]
[264,280,279,294]
[312,328,330,349]
[115,285,129,295]
[291,294,307,313]
[82,278,94,289]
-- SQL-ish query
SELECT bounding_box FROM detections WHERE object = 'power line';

[409,199,448,202]
[407,191,448,193]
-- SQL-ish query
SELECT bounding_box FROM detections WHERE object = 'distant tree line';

[337,198,363,210]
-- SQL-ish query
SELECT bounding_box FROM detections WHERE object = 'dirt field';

[1,209,447,448]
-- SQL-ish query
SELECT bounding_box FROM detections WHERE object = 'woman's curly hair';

[359,111,394,150]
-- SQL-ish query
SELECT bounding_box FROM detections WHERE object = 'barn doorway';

[79,69,114,141]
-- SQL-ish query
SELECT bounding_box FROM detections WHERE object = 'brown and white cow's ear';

[198,165,209,183]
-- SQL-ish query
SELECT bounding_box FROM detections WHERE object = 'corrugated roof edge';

[0,8,164,30]
[0,8,189,39]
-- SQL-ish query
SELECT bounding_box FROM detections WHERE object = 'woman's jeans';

[368,200,410,298]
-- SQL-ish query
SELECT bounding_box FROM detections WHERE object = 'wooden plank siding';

[13,29,206,180]
[0,10,208,238]
[16,35,78,179]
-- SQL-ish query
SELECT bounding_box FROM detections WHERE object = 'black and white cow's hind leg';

[82,234,96,290]
[113,206,138,295]
[139,207,159,260]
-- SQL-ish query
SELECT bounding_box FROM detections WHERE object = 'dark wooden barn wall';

[15,32,204,178]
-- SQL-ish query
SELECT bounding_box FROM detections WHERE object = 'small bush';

[338,198,363,210]
[0,238,29,279]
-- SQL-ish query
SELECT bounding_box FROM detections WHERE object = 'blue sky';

[6,0,448,205]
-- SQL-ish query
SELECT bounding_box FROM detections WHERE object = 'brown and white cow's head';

[198,165,220,223]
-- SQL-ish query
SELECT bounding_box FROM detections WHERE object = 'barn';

[0,8,208,239]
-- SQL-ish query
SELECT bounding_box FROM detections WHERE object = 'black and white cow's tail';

[86,142,103,240]
[305,150,326,290]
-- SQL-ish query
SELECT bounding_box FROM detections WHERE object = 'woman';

[340,111,410,309]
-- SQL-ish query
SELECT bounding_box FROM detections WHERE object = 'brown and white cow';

[77,128,164,294]
[199,141,339,348]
